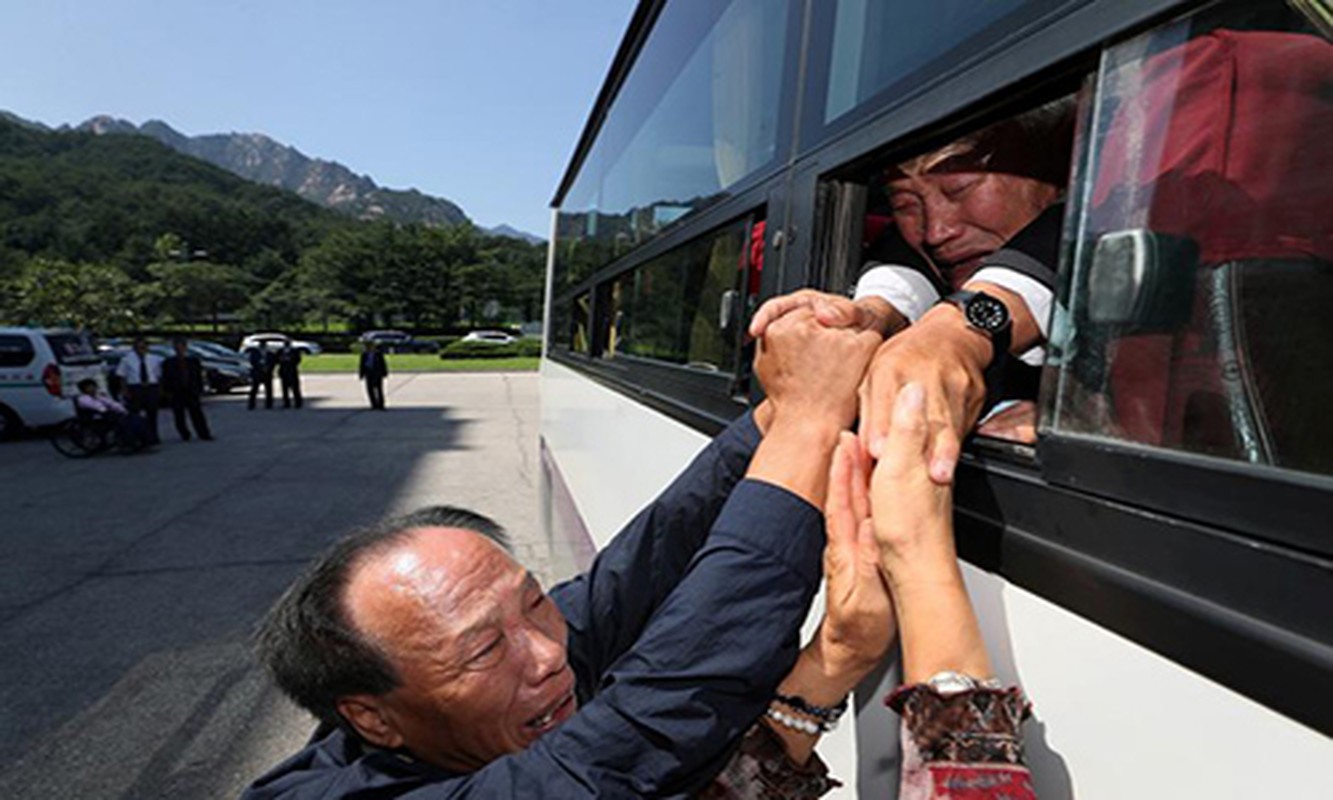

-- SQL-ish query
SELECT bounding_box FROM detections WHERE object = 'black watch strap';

[941,290,1011,369]
[941,290,1012,410]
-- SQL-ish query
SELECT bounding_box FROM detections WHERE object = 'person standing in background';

[161,338,214,441]
[114,337,163,445]
[248,342,275,411]
[277,342,304,409]
[358,340,388,410]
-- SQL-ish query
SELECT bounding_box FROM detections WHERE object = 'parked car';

[101,341,251,395]
[358,330,440,353]
[239,332,322,356]
[0,327,104,438]
[460,330,517,345]
[187,340,252,393]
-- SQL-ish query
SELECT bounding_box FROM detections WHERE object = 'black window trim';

[546,348,739,436]
[1038,432,1333,560]
[954,450,1333,737]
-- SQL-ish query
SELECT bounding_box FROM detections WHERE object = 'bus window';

[613,217,752,372]
[552,0,797,297]
[808,0,1074,140]
[1048,0,1333,475]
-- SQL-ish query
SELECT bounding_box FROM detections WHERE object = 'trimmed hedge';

[440,338,543,359]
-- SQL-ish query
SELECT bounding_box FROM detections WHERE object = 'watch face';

[964,295,1010,333]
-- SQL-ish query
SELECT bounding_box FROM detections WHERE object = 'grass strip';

[301,354,539,373]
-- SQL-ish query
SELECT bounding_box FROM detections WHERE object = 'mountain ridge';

[5,110,541,242]
[75,113,474,229]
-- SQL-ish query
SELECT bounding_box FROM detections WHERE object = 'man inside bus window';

[751,98,1073,467]
[244,308,881,799]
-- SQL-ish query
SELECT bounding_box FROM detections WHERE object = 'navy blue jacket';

[243,412,825,798]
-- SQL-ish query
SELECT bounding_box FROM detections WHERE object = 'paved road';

[0,372,564,799]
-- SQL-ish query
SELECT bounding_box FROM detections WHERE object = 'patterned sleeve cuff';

[886,684,1032,766]
[698,723,841,799]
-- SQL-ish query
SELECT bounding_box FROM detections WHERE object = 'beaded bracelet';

[765,705,827,735]
[773,692,848,724]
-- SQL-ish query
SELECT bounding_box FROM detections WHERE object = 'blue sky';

[0,0,634,237]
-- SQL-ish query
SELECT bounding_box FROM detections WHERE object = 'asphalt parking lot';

[0,372,562,799]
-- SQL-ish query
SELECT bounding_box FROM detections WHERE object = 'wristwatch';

[939,289,1012,367]
[925,670,1004,696]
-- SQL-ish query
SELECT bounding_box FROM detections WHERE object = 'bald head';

[344,526,517,665]
[336,526,574,770]
[255,507,511,727]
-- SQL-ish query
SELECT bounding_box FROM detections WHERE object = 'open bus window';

[1046,0,1333,475]
[820,96,1078,446]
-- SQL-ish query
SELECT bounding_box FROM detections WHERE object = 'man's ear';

[336,695,404,749]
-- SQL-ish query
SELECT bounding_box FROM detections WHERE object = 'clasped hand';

[751,290,989,484]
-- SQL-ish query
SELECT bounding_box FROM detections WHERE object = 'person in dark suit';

[248,342,275,410]
[277,342,304,409]
[161,338,214,441]
[358,341,389,410]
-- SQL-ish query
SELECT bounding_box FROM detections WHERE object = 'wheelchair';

[49,406,145,458]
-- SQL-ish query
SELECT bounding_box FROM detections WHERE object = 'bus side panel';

[957,564,1333,800]
[539,359,713,547]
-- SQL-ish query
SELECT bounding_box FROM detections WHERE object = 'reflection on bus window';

[612,218,751,371]
[817,0,1066,128]
[552,0,794,296]
[571,293,591,355]
[1049,0,1333,474]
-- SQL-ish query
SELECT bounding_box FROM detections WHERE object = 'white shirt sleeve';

[967,267,1053,341]
[114,354,134,382]
[852,264,941,323]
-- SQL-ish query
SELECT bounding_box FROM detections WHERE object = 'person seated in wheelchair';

[74,378,146,448]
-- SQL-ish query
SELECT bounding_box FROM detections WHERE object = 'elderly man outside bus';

[244,310,880,797]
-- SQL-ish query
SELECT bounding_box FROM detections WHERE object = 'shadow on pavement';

[0,373,538,798]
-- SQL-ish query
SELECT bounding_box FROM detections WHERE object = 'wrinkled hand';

[869,384,956,584]
[977,400,1038,444]
[820,432,896,675]
[755,307,881,431]
[749,289,893,340]
[859,308,990,483]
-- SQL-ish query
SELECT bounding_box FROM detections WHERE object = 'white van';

[0,328,105,438]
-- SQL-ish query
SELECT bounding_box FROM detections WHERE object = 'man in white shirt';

[114,337,164,445]
[750,98,1073,475]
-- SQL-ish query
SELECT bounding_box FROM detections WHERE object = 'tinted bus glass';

[810,0,1073,137]
[611,218,748,371]
[552,0,794,295]
[1048,0,1333,475]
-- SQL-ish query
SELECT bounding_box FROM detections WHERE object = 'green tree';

[145,260,257,330]
[2,257,136,331]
